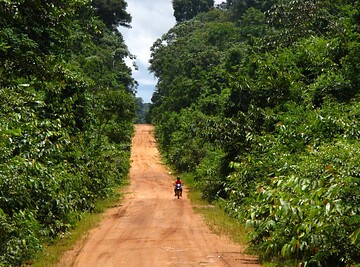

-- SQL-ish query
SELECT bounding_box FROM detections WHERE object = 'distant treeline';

[136,98,151,124]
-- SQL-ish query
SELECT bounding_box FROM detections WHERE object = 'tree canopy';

[172,0,215,23]
[150,0,360,265]
[0,0,136,265]
[92,0,132,30]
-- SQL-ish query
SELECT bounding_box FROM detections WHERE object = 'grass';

[30,182,129,267]
[181,173,249,247]
[181,173,284,267]
[180,173,281,267]
[190,191,248,244]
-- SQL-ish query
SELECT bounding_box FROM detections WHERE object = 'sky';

[120,0,223,103]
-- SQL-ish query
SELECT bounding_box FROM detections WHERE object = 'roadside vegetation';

[182,173,248,246]
[1,0,359,266]
[0,0,136,266]
[150,0,360,266]
[30,184,128,267]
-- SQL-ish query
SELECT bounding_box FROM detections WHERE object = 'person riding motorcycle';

[174,176,183,196]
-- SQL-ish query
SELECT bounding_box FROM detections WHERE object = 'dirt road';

[58,124,260,266]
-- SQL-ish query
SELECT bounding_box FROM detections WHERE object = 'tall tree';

[172,0,215,23]
[92,0,132,30]
[0,0,136,265]
[150,1,360,265]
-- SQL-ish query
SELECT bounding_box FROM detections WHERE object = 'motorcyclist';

[174,176,183,196]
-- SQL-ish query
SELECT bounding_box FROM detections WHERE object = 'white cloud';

[133,72,157,86]
[121,0,224,102]
[120,0,175,102]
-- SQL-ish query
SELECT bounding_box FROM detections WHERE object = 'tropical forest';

[149,0,360,266]
[0,0,136,265]
[0,0,359,266]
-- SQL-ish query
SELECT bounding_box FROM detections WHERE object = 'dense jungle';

[150,0,360,266]
[0,0,359,266]
[0,0,136,265]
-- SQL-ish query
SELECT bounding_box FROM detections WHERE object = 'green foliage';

[92,0,132,30]
[0,0,136,265]
[0,209,41,266]
[243,141,360,266]
[135,97,151,124]
[159,109,208,172]
[172,0,215,23]
[150,0,360,265]
[194,148,227,201]
[225,100,360,265]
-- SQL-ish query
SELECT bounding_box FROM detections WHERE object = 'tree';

[0,0,136,265]
[172,0,215,23]
[135,97,151,124]
[225,0,277,20]
[92,0,132,30]
[149,0,360,265]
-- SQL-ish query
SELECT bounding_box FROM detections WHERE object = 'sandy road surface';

[57,124,260,267]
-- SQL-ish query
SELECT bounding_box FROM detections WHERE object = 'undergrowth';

[29,182,129,267]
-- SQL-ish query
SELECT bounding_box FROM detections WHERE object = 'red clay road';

[57,124,260,267]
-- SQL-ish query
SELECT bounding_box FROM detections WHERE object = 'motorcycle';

[174,183,182,199]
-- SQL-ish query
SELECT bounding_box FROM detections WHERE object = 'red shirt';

[175,180,182,185]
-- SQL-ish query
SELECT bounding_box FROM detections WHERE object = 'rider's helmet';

[177,176,180,180]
